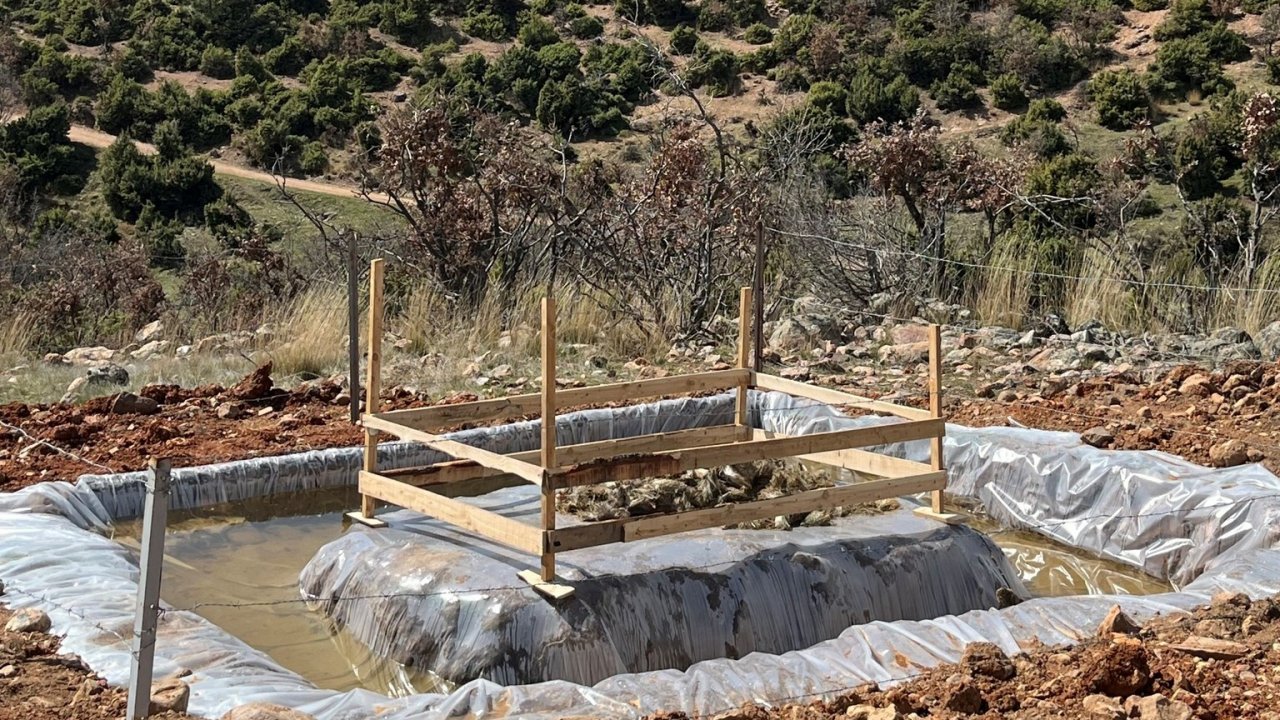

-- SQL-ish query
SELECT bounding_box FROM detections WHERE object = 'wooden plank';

[362,414,546,485]
[551,418,945,489]
[540,296,558,582]
[548,471,946,552]
[516,569,576,601]
[376,369,750,431]
[358,471,544,555]
[735,286,752,434]
[752,372,933,421]
[361,258,386,520]
[750,429,934,478]
[927,323,945,514]
[385,426,745,492]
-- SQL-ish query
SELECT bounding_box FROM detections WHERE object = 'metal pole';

[127,458,170,720]
[752,220,766,371]
[347,233,361,425]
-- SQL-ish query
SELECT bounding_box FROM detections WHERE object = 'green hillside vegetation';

[6,0,1280,358]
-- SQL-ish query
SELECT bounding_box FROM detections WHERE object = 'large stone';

[5,608,51,633]
[1256,320,1280,361]
[86,364,129,386]
[1081,694,1125,719]
[1081,426,1114,449]
[60,376,89,404]
[219,702,318,720]
[877,341,929,364]
[960,642,1015,680]
[149,678,190,714]
[111,392,160,415]
[768,315,842,351]
[134,319,165,344]
[1178,373,1215,397]
[845,706,902,720]
[1097,605,1142,636]
[1127,694,1193,720]
[1208,439,1249,468]
[131,340,172,361]
[63,346,115,365]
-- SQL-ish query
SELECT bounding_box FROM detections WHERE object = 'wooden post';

[349,258,387,528]
[752,222,765,371]
[127,458,169,720]
[736,286,752,436]
[346,233,360,425]
[540,296,557,582]
[927,323,944,513]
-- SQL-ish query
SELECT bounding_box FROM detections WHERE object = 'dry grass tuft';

[0,310,35,358]
[265,285,351,379]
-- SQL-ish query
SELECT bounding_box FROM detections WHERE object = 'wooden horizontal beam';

[548,470,946,552]
[358,471,544,555]
[551,418,944,489]
[750,429,934,478]
[752,372,933,421]
[362,415,546,485]
[372,369,750,432]
[383,425,745,491]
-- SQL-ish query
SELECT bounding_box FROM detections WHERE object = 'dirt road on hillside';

[67,124,391,203]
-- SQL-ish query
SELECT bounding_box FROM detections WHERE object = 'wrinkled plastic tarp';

[301,495,1022,686]
[0,390,1278,719]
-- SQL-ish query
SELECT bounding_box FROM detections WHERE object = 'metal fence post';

[127,458,170,720]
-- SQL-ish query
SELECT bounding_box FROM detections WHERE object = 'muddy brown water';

[113,490,1171,696]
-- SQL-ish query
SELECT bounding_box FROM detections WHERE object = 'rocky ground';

[7,305,1280,489]
[650,591,1280,720]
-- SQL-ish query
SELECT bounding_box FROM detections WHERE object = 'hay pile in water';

[556,460,899,530]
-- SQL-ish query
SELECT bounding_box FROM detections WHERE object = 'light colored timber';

[375,369,750,431]
[547,471,946,552]
[360,258,386,520]
[358,471,543,554]
[735,286,752,435]
[927,323,945,514]
[551,418,945,489]
[383,425,745,490]
[362,414,545,485]
[344,511,388,528]
[912,506,963,524]
[752,372,933,421]
[516,569,576,601]
[750,429,934,478]
[540,296,558,582]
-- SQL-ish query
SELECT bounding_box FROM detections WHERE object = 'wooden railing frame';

[350,261,949,598]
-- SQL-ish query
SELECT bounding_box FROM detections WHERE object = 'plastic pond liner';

[0,390,1278,719]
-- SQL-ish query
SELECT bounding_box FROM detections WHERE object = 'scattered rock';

[1081,426,1115,449]
[135,319,165,344]
[769,315,842,351]
[5,608,51,633]
[0,664,15,678]
[219,702,319,720]
[131,340,172,360]
[960,642,1015,680]
[941,674,985,713]
[996,389,1018,403]
[1084,639,1151,696]
[216,402,248,420]
[1256,320,1280,361]
[1178,373,1215,397]
[228,363,274,401]
[1208,439,1249,468]
[1097,605,1142,636]
[149,677,190,714]
[59,376,89,404]
[1081,693,1125,719]
[63,346,115,365]
[780,366,811,381]
[1127,694,1193,720]
[86,364,129,386]
[42,353,69,366]
[110,392,159,416]
[844,705,901,720]
[877,342,928,364]
[1171,635,1247,660]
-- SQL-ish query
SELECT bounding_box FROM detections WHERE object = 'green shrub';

[1269,55,1280,84]
[743,22,772,44]
[300,141,329,175]
[462,12,512,40]
[1146,37,1231,99]
[1001,98,1071,157]
[687,46,739,97]
[1015,0,1066,24]
[669,25,698,54]
[1089,68,1149,129]
[569,14,604,38]
[1130,0,1167,9]
[990,73,1027,111]
[519,13,560,47]
[806,80,845,114]
[199,46,235,79]
[135,206,186,270]
[1200,21,1250,62]
[846,69,918,123]
[1153,0,1210,40]
[930,72,979,111]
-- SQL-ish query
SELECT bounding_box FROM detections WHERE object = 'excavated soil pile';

[558,459,899,528]
[0,603,199,720]
[651,592,1280,720]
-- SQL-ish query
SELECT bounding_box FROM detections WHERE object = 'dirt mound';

[0,603,199,720]
[649,592,1280,719]
[557,460,899,529]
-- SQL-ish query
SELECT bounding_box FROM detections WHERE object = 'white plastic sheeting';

[300,497,1022,686]
[0,390,1277,719]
